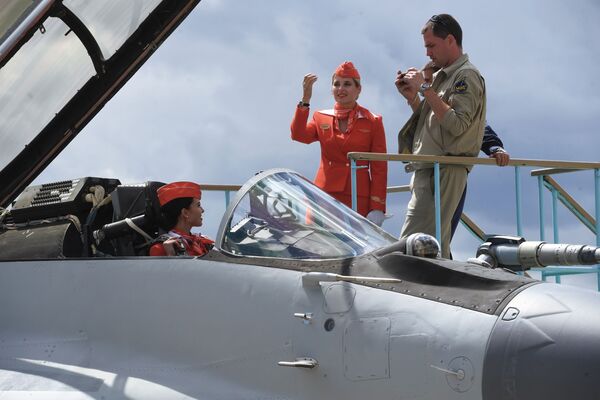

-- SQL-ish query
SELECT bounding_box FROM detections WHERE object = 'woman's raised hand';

[302,73,318,103]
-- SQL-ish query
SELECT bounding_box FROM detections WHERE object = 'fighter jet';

[1,1,599,399]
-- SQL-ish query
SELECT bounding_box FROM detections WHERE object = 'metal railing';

[531,170,597,240]
[348,152,600,244]
[200,155,600,249]
[201,184,241,207]
[530,168,599,286]
[200,155,600,288]
[348,152,600,287]
[202,181,487,240]
[381,183,485,241]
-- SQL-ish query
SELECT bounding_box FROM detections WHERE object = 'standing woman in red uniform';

[149,181,214,256]
[290,61,388,226]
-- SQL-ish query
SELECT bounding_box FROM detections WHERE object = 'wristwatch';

[298,101,310,108]
[418,83,432,95]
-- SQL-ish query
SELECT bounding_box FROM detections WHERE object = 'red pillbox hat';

[334,61,360,79]
[157,181,202,206]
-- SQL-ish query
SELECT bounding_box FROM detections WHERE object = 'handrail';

[387,185,410,193]
[531,168,600,250]
[200,184,241,207]
[202,184,413,193]
[542,176,596,234]
[347,152,600,255]
[347,152,600,170]
[201,181,486,242]
[459,213,486,242]
[384,184,485,241]
[201,184,242,192]
[531,168,584,177]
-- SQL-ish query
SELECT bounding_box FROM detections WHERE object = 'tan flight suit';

[399,54,486,258]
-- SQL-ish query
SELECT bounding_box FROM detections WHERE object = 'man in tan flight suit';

[395,14,486,258]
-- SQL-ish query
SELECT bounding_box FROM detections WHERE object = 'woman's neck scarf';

[333,102,359,133]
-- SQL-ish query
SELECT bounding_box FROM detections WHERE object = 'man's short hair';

[422,14,462,47]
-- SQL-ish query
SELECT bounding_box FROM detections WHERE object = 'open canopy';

[0,0,200,209]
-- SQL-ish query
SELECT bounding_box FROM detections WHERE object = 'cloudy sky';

[37,0,600,261]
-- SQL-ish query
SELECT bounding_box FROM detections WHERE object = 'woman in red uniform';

[149,181,214,256]
[290,61,387,226]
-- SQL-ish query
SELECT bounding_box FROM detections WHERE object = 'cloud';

[31,0,599,257]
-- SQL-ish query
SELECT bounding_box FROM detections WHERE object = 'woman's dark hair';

[159,197,193,230]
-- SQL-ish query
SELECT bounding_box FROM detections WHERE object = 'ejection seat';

[92,181,166,257]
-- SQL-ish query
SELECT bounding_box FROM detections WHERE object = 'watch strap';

[418,83,432,95]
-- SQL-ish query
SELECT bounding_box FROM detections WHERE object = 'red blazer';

[291,105,387,212]
[149,231,214,256]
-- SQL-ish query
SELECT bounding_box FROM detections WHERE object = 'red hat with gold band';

[157,181,202,206]
[334,61,360,79]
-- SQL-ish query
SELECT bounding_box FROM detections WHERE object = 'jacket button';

[346,163,349,166]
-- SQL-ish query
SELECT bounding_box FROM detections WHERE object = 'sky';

[36,0,600,261]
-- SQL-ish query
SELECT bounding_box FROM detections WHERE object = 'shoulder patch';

[454,80,468,94]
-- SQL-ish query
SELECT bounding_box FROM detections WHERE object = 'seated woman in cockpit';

[149,181,214,256]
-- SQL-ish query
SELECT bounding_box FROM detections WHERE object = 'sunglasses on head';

[429,14,449,30]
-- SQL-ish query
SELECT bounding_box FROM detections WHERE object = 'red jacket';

[291,105,387,213]
[149,230,214,256]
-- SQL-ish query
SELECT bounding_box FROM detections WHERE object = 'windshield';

[217,170,396,260]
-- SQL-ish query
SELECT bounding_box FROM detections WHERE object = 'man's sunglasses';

[429,15,449,30]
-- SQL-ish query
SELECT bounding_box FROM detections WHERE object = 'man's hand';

[400,68,425,93]
[490,149,510,166]
[395,68,420,102]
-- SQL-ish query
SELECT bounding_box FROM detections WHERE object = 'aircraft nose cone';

[483,283,600,400]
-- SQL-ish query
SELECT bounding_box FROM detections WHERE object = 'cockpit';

[0,169,397,261]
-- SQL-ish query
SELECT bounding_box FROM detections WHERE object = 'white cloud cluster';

[37,0,600,255]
